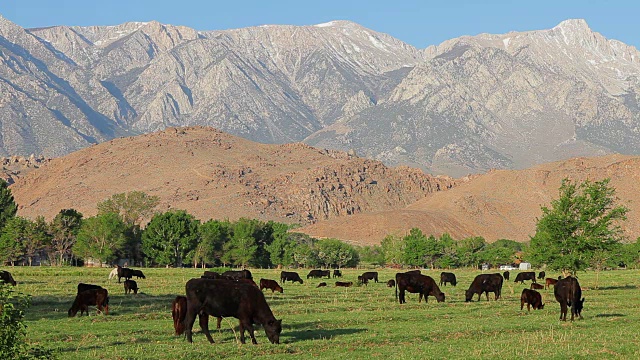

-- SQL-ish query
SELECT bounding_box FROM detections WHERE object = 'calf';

[387,279,396,288]
[131,269,146,279]
[124,279,139,294]
[333,269,342,278]
[184,278,282,344]
[396,272,445,304]
[503,271,510,281]
[0,270,16,286]
[360,271,378,283]
[317,282,327,288]
[108,267,118,281]
[335,281,353,287]
[538,271,546,279]
[465,273,503,302]
[530,283,544,290]
[68,288,109,316]
[357,275,369,286]
[280,271,303,284]
[514,271,537,284]
[439,272,457,286]
[520,289,544,311]
[545,277,559,290]
[259,278,283,293]
[171,295,222,336]
[307,269,330,279]
[222,269,253,281]
[554,276,584,321]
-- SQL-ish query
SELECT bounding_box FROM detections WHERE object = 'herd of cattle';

[0,267,587,345]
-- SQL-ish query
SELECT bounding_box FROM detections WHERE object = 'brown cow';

[259,279,283,293]
[317,282,327,288]
[530,283,544,290]
[465,273,503,302]
[520,289,544,311]
[554,276,584,321]
[545,277,559,290]
[171,295,221,336]
[124,279,139,294]
[184,278,282,344]
[68,288,109,316]
[335,281,353,287]
[0,270,17,286]
[396,272,445,304]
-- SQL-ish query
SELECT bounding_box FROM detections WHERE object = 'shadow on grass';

[58,338,152,353]
[595,313,626,317]
[594,285,637,291]
[284,328,366,342]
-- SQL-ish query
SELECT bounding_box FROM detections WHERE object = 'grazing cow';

[335,281,353,287]
[545,277,559,290]
[307,269,330,279]
[530,283,544,290]
[117,265,133,283]
[259,279,283,293]
[395,272,445,304]
[280,271,303,284]
[222,269,253,281]
[387,279,396,288]
[465,273,503,302]
[68,288,109,317]
[520,289,544,311]
[333,269,342,278]
[172,295,221,336]
[360,271,379,283]
[131,269,146,279]
[184,278,282,344]
[124,279,139,294]
[202,271,223,279]
[0,270,17,286]
[77,283,103,294]
[514,272,537,284]
[317,282,327,288]
[108,267,118,281]
[503,271,510,281]
[357,275,368,286]
[439,272,457,286]
[538,271,546,280]
[554,276,584,321]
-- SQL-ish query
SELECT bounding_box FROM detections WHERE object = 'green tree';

[0,179,17,231]
[434,233,458,269]
[402,228,428,267]
[194,220,230,267]
[315,239,359,268]
[142,210,199,267]
[529,178,628,274]
[480,239,522,266]
[49,209,83,266]
[618,239,640,269]
[23,216,50,266]
[357,245,385,266]
[381,234,403,266]
[0,217,30,265]
[265,233,297,267]
[97,191,159,226]
[456,236,486,268]
[73,213,128,266]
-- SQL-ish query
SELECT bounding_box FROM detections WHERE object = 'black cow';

[357,275,368,285]
[280,271,303,284]
[131,269,146,279]
[124,279,139,294]
[395,272,445,304]
[503,271,510,281]
[538,271,546,280]
[520,289,544,311]
[317,282,327,288]
[465,273,503,302]
[222,269,253,280]
[77,283,103,294]
[439,272,457,286]
[514,271,537,284]
[0,270,17,286]
[335,281,353,287]
[202,271,223,279]
[360,271,378,283]
[554,276,584,321]
[116,265,133,283]
[386,279,396,288]
[333,269,342,278]
[307,269,330,279]
[184,278,282,344]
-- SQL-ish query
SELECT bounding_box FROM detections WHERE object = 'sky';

[1,0,638,49]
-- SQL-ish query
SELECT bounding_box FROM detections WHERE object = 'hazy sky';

[1,0,638,49]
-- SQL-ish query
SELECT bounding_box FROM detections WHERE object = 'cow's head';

[575,297,585,317]
[264,319,282,344]
[436,292,445,303]
[276,286,283,293]
[464,289,474,302]
[298,279,304,284]
[68,307,77,317]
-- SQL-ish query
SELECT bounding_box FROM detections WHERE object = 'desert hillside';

[10,127,457,223]
[298,155,640,245]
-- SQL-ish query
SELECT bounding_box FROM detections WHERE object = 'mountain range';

[2,16,640,176]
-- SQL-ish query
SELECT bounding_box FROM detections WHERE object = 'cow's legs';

[184,306,198,343]
[216,316,222,329]
[559,302,568,321]
[484,291,490,301]
[240,320,258,345]
[199,313,215,343]
[399,289,405,304]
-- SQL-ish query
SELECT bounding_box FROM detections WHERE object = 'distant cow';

[131,269,146,279]
[360,272,379,283]
[259,279,283,293]
[171,295,221,336]
[77,283,103,294]
[307,269,330,279]
[396,272,445,304]
[116,266,133,283]
[357,275,368,285]
[503,271,510,281]
[0,270,16,286]
[222,269,253,281]
[333,270,342,278]
[554,276,584,321]
[280,271,303,284]
[530,283,544,290]
[465,273,503,302]
[387,279,396,288]
[538,271,546,280]
[124,279,139,294]
[335,281,353,287]
[184,278,282,344]
[68,288,109,317]
[520,289,544,311]
[545,277,559,290]
[317,282,327,288]
[202,271,223,279]
[108,267,118,281]
[439,272,457,286]
[514,272,537,284]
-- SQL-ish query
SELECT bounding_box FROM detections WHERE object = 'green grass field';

[5,267,640,359]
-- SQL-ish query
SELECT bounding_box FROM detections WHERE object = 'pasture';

[7,267,640,359]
